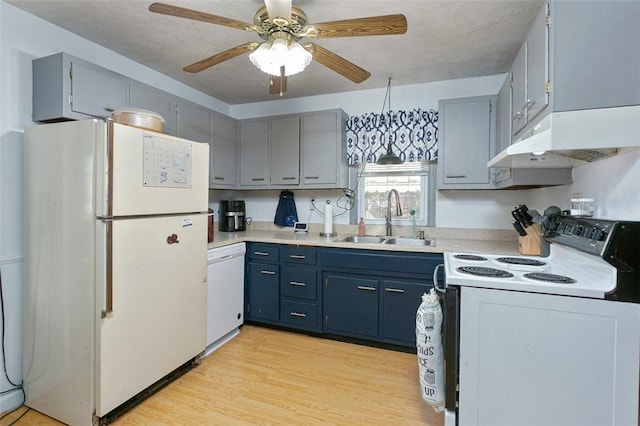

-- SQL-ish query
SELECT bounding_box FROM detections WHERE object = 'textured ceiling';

[7,0,543,105]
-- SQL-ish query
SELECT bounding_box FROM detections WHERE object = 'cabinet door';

[323,273,378,338]
[71,61,127,118]
[129,83,176,135]
[510,43,528,136]
[525,3,550,123]
[177,100,211,144]
[438,96,496,189]
[301,111,339,186]
[210,113,237,187]
[281,266,317,301]
[496,73,512,153]
[381,280,431,346]
[239,120,269,187]
[246,262,279,322]
[270,116,300,185]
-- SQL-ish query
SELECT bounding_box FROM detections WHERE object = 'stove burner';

[457,266,514,278]
[454,254,487,261]
[496,257,546,267]
[523,272,576,284]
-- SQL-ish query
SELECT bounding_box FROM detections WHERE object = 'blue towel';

[274,190,298,227]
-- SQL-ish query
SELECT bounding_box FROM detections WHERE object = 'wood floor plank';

[3,325,443,425]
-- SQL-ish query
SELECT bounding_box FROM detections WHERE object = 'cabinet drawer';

[247,243,279,262]
[280,300,318,329]
[280,246,316,265]
[281,267,317,300]
[319,248,442,276]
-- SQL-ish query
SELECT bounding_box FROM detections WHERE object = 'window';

[355,162,435,226]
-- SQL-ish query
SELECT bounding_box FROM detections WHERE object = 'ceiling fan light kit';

[149,1,407,94]
[249,37,312,76]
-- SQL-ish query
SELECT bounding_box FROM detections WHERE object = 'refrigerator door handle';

[102,219,113,318]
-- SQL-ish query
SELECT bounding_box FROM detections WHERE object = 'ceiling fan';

[148,0,407,95]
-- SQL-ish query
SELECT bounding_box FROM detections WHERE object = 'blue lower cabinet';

[323,273,379,338]
[245,243,442,349]
[246,261,279,322]
[380,279,432,346]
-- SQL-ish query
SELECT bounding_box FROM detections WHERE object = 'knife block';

[518,223,542,256]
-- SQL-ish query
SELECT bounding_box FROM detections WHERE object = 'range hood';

[488,105,640,169]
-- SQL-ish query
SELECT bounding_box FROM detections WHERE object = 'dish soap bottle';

[358,217,366,236]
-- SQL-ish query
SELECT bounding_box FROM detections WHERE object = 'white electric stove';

[444,243,616,299]
[441,215,640,426]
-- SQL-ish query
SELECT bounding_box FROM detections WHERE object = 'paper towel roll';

[323,201,333,235]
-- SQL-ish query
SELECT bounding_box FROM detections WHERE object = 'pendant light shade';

[376,77,403,165]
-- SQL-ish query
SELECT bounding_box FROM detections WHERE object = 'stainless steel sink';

[334,235,386,244]
[383,237,432,247]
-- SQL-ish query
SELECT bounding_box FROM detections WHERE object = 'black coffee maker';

[219,200,246,232]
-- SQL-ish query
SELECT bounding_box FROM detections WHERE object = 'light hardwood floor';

[3,325,443,425]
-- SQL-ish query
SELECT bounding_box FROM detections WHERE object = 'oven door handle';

[433,263,445,293]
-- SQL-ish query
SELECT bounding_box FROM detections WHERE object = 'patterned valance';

[346,109,438,165]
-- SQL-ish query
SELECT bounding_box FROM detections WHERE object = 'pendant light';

[376,77,403,165]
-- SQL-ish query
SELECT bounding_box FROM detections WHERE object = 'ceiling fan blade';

[305,43,371,83]
[269,66,288,96]
[304,14,407,38]
[183,42,259,73]
[264,0,292,21]
[149,3,252,31]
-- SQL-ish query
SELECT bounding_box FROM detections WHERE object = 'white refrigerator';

[23,119,210,425]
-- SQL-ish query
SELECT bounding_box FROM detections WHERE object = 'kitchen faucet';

[385,189,403,236]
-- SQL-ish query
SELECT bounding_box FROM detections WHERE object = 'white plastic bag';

[416,288,445,412]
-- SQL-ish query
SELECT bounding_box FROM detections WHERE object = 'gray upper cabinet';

[239,119,269,187]
[510,44,528,135]
[437,96,497,190]
[33,52,128,122]
[496,74,512,154]
[237,109,348,190]
[511,0,639,141]
[210,113,238,188]
[269,116,300,186]
[129,82,176,135]
[511,3,549,138]
[176,99,212,144]
[300,110,348,189]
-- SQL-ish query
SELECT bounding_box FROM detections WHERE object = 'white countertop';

[208,228,521,256]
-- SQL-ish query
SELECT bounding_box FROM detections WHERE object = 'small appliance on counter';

[219,200,246,232]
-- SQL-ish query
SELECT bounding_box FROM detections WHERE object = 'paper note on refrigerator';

[143,135,193,188]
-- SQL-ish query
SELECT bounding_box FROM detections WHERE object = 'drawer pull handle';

[445,175,466,178]
[357,285,376,292]
[305,176,319,180]
[251,178,265,181]
[214,176,225,181]
[289,255,306,260]
[290,281,306,287]
[290,312,307,318]
[254,251,269,256]
[385,288,405,293]
[282,177,297,180]
[260,270,276,275]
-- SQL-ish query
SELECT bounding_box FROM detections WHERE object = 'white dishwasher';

[204,242,246,357]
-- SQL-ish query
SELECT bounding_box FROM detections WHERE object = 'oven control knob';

[592,228,604,241]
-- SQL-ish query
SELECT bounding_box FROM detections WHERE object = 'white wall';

[529,149,640,220]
